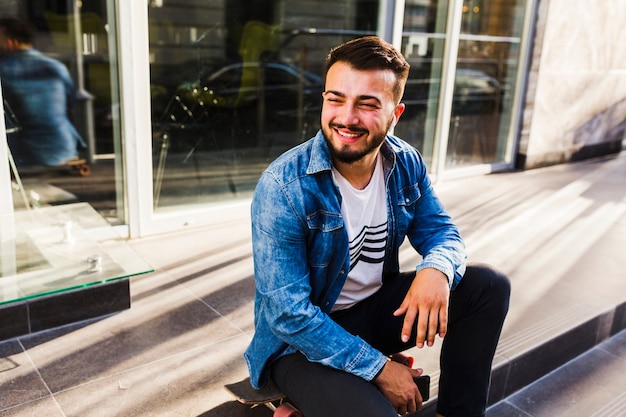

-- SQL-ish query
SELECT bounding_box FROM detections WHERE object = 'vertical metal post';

[117,0,153,237]
[505,0,540,165]
[73,0,96,164]
[378,0,395,42]
[0,87,14,215]
[431,0,463,180]
[391,0,406,47]
[0,85,18,285]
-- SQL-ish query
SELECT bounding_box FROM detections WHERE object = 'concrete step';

[413,302,626,417]
[487,328,626,417]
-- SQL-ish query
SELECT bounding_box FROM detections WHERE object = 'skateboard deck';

[225,377,286,405]
[224,377,302,416]
[16,158,91,177]
[226,355,428,415]
[64,158,91,176]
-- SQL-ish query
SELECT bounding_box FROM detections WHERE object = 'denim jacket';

[244,131,466,389]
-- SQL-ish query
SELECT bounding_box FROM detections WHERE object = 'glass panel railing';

[0,203,153,305]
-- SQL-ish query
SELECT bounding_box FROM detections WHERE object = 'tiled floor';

[1,150,625,417]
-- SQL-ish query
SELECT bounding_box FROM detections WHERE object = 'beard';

[322,121,391,164]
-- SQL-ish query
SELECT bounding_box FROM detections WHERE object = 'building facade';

[517,0,626,168]
[1,0,624,240]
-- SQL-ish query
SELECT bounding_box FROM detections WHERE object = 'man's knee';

[465,263,511,313]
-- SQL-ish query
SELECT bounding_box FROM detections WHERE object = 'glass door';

[395,0,450,168]
[445,0,527,169]
[395,0,527,174]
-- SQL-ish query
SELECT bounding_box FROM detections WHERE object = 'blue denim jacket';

[244,131,466,389]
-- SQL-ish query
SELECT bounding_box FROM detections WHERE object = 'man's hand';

[373,360,424,415]
[393,268,450,348]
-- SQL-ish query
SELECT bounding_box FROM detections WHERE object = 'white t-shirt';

[332,155,388,311]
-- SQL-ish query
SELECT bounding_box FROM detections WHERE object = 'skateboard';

[225,354,429,416]
[224,377,302,416]
[15,158,91,177]
[64,158,91,177]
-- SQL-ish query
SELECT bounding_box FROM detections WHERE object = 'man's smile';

[331,124,368,142]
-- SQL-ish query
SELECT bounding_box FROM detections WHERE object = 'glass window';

[396,0,450,168]
[1,0,125,224]
[149,0,381,212]
[446,0,526,168]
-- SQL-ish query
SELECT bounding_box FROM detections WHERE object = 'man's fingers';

[399,303,431,348]
[393,299,408,317]
[427,307,439,346]
[414,305,448,347]
[400,306,417,343]
[408,396,418,413]
[438,305,448,337]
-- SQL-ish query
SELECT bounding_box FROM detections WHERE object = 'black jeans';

[270,264,511,417]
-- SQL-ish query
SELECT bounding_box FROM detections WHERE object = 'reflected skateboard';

[64,158,91,177]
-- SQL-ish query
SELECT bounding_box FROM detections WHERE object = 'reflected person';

[0,17,85,168]
[245,36,511,417]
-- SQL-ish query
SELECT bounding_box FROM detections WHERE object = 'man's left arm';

[398,177,466,347]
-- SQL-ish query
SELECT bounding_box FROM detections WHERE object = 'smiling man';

[245,36,510,417]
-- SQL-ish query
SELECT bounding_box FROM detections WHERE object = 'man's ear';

[391,103,406,128]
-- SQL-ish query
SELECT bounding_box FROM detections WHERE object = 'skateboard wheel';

[274,402,303,417]
[390,353,414,368]
[78,164,91,176]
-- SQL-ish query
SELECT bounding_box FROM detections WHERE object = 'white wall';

[520,0,626,168]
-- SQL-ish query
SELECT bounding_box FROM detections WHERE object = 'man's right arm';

[251,171,387,381]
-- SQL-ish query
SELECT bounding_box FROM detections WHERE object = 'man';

[0,17,85,168]
[245,36,510,417]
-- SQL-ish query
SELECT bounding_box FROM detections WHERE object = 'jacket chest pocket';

[394,183,421,235]
[306,211,344,268]
[396,183,421,207]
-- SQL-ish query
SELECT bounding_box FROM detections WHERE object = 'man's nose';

[338,103,359,126]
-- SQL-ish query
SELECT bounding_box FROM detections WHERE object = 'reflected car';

[178,60,323,133]
[452,69,504,115]
[403,68,504,116]
[154,60,324,151]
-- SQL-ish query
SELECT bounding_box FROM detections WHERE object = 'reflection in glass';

[1,1,125,224]
[149,1,380,211]
[445,0,526,168]
[396,0,449,167]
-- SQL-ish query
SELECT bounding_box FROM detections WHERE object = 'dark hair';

[0,17,34,45]
[325,36,410,103]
